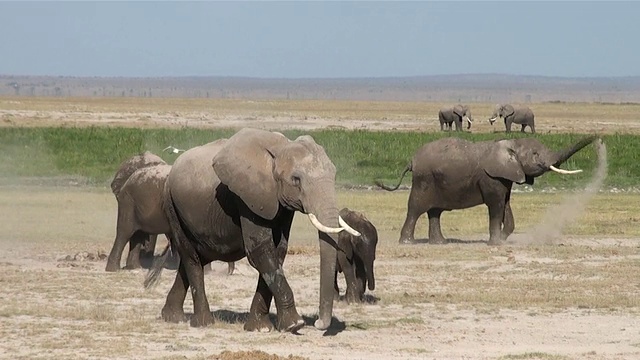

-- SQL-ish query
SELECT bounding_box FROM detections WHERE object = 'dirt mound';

[211,350,309,360]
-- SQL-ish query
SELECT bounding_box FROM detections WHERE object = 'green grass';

[0,127,637,189]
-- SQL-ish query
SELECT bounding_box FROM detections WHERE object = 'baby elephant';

[335,208,378,304]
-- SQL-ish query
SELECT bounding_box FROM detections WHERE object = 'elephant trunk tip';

[554,135,598,166]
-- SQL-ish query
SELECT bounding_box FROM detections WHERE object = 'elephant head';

[212,128,358,330]
[483,136,596,185]
[489,104,514,125]
[453,104,473,129]
[110,151,166,196]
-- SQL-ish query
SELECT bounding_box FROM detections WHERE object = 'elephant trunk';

[553,135,597,167]
[365,254,375,291]
[306,184,340,331]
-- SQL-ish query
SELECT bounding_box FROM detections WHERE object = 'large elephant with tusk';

[376,136,596,245]
[144,128,360,332]
[439,104,473,131]
[489,104,535,134]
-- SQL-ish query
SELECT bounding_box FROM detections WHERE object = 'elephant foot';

[105,262,121,272]
[276,309,304,333]
[244,312,274,332]
[428,237,447,245]
[123,263,141,270]
[398,237,415,245]
[161,306,187,323]
[487,238,503,246]
[190,311,215,327]
[345,290,363,305]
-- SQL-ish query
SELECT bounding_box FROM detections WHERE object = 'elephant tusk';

[308,213,344,234]
[163,146,185,154]
[549,165,583,175]
[466,117,473,123]
[338,216,362,237]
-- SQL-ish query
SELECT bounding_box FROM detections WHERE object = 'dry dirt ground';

[1,99,640,359]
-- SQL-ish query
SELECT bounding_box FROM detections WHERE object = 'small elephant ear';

[483,141,526,184]
[213,128,289,220]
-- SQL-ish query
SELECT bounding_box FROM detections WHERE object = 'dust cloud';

[515,138,607,245]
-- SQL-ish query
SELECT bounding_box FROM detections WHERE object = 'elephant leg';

[139,234,157,268]
[427,208,446,244]
[244,276,275,332]
[161,262,189,323]
[354,257,367,299]
[505,118,513,133]
[242,217,302,333]
[530,123,536,134]
[106,207,135,272]
[227,261,235,275]
[454,118,462,131]
[333,267,341,301]
[174,240,213,327]
[521,124,527,133]
[399,188,425,244]
[487,201,506,246]
[124,231,146,269]
[501,200,515,241]
[338,253,360,304]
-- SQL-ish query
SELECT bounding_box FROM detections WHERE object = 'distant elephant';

[490,104,535,133]
[376,136,596,245]
[144,128,360,331]
[335,208,378,304]
[439,104,473,131]
[106,151,167,271]
[106,151,235,275]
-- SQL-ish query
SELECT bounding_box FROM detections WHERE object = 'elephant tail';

[143,242,171,289]
[374,163,412,191]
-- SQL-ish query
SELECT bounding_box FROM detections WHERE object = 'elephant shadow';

[181,310,346,335]
[410,238,488,245]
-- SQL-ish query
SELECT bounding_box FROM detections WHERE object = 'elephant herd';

[105,127,597,333]
[440,103,536,133]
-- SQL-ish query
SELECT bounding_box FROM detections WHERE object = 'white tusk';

[549,165,583,175]
[308,214,344,234]
[338,216,361,236]
[466,116,472,124]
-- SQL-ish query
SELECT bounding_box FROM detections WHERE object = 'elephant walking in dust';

[490,104,535,133]
[376,136,596,245]
[335,208,378,304]
[439,104,473,131]
[106,151,235,275]
[144,128,360,332]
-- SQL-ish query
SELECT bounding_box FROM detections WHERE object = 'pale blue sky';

[0,1,637,78]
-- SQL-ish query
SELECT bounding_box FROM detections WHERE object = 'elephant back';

[111,151,166,196]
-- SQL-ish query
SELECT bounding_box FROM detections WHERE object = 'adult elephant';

[145,128,360,332]
[106,151,236,275]
[106,151,167,271]
[490,104,535,133]
[335,208,378,304]
[439,104,473,131]
[376,136,596,245]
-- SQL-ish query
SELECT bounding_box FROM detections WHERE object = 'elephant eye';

[291,175,301,187]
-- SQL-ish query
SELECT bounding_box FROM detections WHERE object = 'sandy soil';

[1,186,639,360]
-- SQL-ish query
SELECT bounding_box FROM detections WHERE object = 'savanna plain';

[1,97,640,360]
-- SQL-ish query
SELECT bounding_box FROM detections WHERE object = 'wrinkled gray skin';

[106,151,167,271]
[145,128,343,332]
[439,104,473,131]
[335,208,377,304]
[106,151,235,275]
[490,104,535,133]
[376,136,596,245]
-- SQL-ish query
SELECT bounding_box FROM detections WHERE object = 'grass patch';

[1,126,638,189]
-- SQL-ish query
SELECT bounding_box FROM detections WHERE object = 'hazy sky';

[1,1,637,78]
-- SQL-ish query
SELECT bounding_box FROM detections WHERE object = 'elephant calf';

[106,151,168,271]
[335,208,378,304]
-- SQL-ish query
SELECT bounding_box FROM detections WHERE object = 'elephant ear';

[483,140,526,184]
[452,104,464,117]
[212,128,289,220]
[502,104,515,117]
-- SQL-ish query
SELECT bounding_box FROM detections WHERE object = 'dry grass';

[2,96,640,134]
